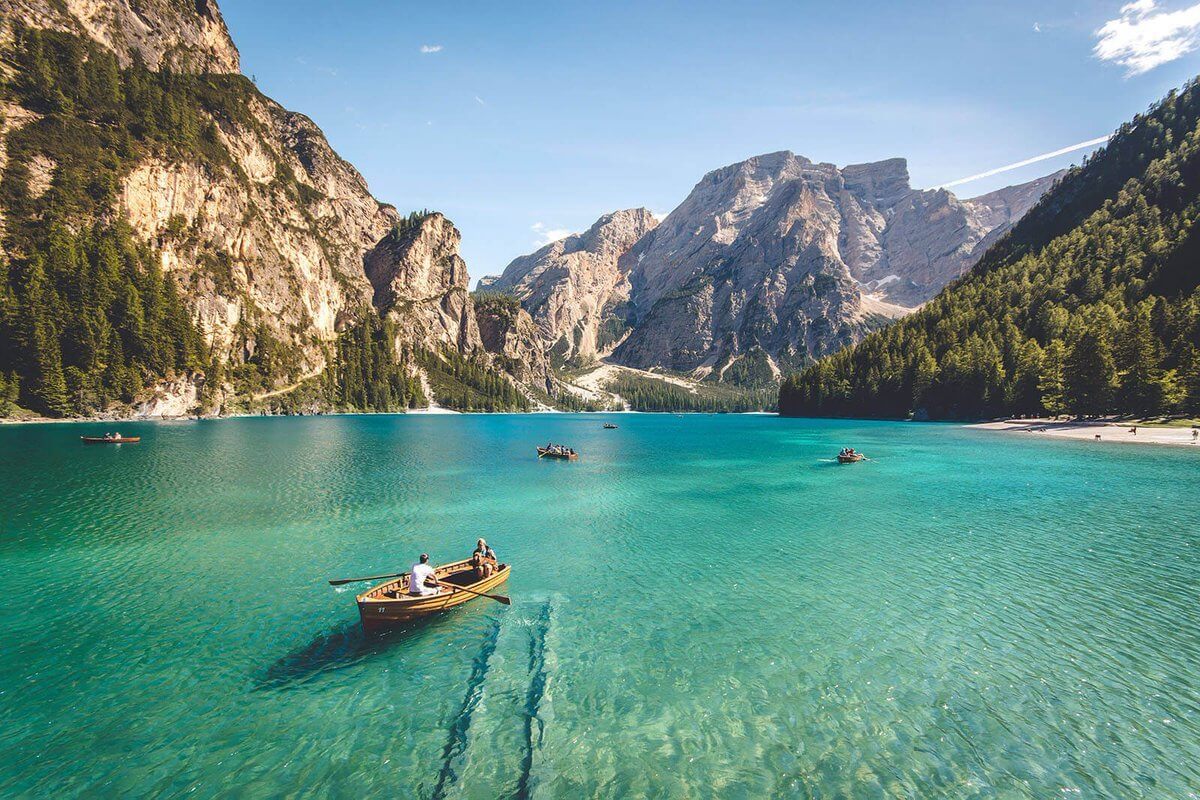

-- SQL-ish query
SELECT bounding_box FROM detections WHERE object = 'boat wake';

[515,600,553,799]
[431,618,504,798]
[426,595,562,800]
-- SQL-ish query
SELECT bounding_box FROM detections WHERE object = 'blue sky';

[221,0,1200,283]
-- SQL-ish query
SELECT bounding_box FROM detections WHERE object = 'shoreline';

[0,408,779,426]
[968,419,1200,448]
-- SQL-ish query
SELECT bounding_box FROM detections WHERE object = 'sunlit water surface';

[2,415,1198,798]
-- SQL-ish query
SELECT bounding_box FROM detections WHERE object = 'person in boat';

[408,553,440,597]
[471,538,497,578]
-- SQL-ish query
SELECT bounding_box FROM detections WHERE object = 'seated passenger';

[472,538,497,577]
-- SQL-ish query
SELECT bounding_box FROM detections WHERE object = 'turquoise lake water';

[1,414,1199,798]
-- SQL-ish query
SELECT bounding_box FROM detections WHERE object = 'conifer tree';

[1064,333,1116,416]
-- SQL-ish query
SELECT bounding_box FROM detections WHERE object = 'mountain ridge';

[486,152,1060,382]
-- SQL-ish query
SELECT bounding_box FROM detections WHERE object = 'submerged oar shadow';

[256,613,464,690]
[428,598,555,800]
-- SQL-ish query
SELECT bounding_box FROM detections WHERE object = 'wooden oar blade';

[328,571,404,587]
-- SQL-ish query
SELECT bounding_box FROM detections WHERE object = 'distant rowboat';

[81,436,140,444]
[837,451,865,463]
[537,446,578,460]
[357,558,510,629]
[603,423,618,429]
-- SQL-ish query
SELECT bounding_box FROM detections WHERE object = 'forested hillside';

[0,21,533,418]
[779,78,1200,420]
[0,26,221,414]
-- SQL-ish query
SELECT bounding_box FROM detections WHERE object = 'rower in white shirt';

[408,553,440,597]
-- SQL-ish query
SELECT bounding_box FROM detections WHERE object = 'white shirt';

[409,563,438,596]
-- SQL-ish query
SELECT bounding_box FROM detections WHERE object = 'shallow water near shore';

[2,414,1199,798]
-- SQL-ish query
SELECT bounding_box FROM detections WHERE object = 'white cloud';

[1033,22,1041,32]
[475,95,486,106]
[1094,0,1200,75]
[531,222,571,246]
[419,44,443,54]
[650,210,670,223]
[938,136,1111,189]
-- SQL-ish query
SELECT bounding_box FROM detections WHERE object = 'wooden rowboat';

[81,436,141,444]
[357,558,510,629]
[603,423,618,429]
[537,446,578,460]
[837,452,865,463]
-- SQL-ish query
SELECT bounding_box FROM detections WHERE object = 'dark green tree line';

[607,374,776,413]
[418,348,531,412]
[323,314,425,412]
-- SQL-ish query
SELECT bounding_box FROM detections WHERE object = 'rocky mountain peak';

[573,207,658,259]
[842,157,911,208]
[607,151,1061,376]
[486,207,658,364]
[0,0,241,72]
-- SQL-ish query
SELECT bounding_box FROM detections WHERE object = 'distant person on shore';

[408,554,439,596]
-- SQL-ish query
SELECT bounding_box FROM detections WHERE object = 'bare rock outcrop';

[118,92,397,377]
[364,213,481,354]
[486,208,657,364]
[0,0,241,72]
[474,295,556,395]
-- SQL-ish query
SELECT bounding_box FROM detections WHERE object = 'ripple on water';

[1,415,1199,797]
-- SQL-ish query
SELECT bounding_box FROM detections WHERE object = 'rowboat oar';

[441,580,511,605]
[328,572,404,586]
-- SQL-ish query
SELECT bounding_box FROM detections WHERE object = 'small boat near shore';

[603,423,618,429]
[837,448,865,463]
[356,558,511,629]
[81,435,141,444]
[537,444,578,459]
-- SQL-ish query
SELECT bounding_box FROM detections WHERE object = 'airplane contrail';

[938,135,1112,189]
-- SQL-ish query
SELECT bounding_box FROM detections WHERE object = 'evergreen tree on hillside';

[1064,332,1116,416]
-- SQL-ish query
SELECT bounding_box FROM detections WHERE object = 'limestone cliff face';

[0,0,240,72]
[364,213,481,354]
[116,95,397,379]
[862,169,1065,306]
[615,152,868,375]
[610,152,1058,375]
[474,297,556,395]
[487,208,657,364]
